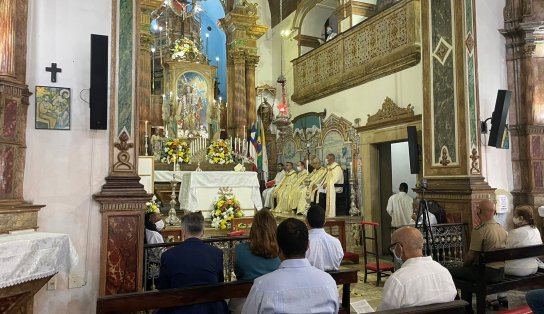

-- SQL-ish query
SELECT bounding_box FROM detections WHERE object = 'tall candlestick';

[306,159,309,173]
[144,120,148,136]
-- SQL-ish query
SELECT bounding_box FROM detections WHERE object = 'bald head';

[311,158,321,170]
[391,226,424,260]
[477,199,496,221]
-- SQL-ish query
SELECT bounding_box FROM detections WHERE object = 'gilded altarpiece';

[422,0,492,229]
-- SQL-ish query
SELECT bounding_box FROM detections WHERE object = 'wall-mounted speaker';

[488,90,512,148]
[90,34,108,130]
[407,126,419,174]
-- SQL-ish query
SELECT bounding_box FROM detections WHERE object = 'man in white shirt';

[378,226,457,310]
[242,218,339,314]
[305,205,344,271]
[386,183,414,227]
[262,163,285,208]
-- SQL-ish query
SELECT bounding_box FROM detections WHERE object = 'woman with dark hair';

[229,210,280,313]
[505,205,542,276]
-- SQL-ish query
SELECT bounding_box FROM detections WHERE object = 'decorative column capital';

[245,54,260,68]
[230,49,247,64]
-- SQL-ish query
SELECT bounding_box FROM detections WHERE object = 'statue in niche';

[151,126,166,161]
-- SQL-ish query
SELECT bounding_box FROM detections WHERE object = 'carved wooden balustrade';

[291,0,421,105]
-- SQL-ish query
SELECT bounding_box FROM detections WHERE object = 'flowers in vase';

[146,195,161,214]
[206,139,234,165]
[160,139,191,164]
[171,38,199,61]
[210,187,244,230]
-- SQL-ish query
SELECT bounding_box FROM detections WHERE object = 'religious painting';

[282,139,297,165]
[35,86,71,130]
[173,71,209,138]
[322,130,352,169]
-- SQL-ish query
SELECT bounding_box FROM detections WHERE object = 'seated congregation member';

[229,210,281,314]
[158,213,228,314]
[145,211,165,245]
[448,199,507,283]
[378,226,457,310]
[262,163,285,208]
[316,154,344,218]
[271,162,297,212]
[277,161,308,214]
[410,199,437,226]
[505,205,543,276]
[305,205,344,271]
[242,218,339,314]
[296,158,327,215]
[526,289,544,314]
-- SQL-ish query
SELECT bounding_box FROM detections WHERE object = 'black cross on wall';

[45,63,62,82]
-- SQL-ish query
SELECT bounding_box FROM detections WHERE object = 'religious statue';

[151,127,166,161]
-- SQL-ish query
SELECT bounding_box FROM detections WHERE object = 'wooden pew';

[97,269,358,314]
[452,244,544,314]
[375,300,468,314]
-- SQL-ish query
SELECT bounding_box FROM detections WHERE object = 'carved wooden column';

[501,0,544,206]
[421,0,493,228]
[245,55,259,127]
[0,0,44,233]
[220,2,267,137]
[137,1,156,155]
[94,0,150,296]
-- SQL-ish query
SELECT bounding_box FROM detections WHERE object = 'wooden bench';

[375,300,468,314]
[97,269,358,314]
[452,244,544,314]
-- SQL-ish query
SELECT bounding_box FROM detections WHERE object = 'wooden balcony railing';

[291,0,421,105]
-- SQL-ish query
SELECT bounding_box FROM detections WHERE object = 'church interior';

[1,0,544,313]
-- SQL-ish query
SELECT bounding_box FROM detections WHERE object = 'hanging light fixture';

[272,1,293,135]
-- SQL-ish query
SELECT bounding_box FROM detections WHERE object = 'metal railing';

[143,235,250,291]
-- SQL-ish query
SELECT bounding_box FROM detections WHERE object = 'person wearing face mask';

[272,162,297,213]
[284,161,310,214]
[378,226,457,310]
[505,205,542,276]
[145,211,165,245]
[447,199,507,309]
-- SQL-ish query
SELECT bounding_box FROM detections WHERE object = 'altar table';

[155,171,262,217]
[0,232,78,288]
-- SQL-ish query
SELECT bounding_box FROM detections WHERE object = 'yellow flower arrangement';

[160,138,191,164]
[210,188,244,230]
[146,195,160,214]
[171,38,199,61]
[206,139,234,165]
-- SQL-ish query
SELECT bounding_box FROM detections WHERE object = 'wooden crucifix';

[45,63,62,82]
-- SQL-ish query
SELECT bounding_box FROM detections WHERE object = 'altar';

[154,171,262,218]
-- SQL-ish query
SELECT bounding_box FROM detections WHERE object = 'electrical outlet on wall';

[47,276,56,290]
[68,273,84,289]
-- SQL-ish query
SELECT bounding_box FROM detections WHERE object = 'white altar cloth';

[154,170,189,183]
[0,232,78,288]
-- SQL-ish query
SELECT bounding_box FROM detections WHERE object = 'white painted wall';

[25,0,111,312]
[475,0,512,192]
[391,142,417,198]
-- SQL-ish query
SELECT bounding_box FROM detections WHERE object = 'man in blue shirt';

[242,218,339,314]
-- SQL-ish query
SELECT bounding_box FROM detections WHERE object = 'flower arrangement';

[171,38,199,61]
[206,139,234,165]
[161,139,191,164]
[146,195,161,214]
[210,187,244,229]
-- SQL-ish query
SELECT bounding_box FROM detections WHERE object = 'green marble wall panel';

[431,0,456,164]
[466,0,477,150]
[118,0,133,137]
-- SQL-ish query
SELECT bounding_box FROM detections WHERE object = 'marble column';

[94,0,150,296]
[0,0,44,234]
[138,3,154,156]
[245,55,259,128]
[421,0,493,229]
[232,50,247,137]
[501,0,544,206]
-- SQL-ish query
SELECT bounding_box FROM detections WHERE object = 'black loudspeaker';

[407,126,419,174]
[488,90,512,148]
[90,34,108,130]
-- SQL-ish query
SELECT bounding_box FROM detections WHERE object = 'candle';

[306,159,309,172]
[144,121,148,136]
[243,125,246,139]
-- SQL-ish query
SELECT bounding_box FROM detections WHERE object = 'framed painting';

[35,86,71,130]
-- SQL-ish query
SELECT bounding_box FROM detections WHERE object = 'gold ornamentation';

[291,1,419,104]
[470,147,480,174]
[113,131,135,172]
[366,97,414,125]
[232,0,258,16]
[440,146,451,166]
[465,32,475,55]
[522,43,536,57]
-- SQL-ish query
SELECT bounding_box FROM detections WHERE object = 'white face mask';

[512,216,523,226]
[296,166,302,172]
[155,219,165,231]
